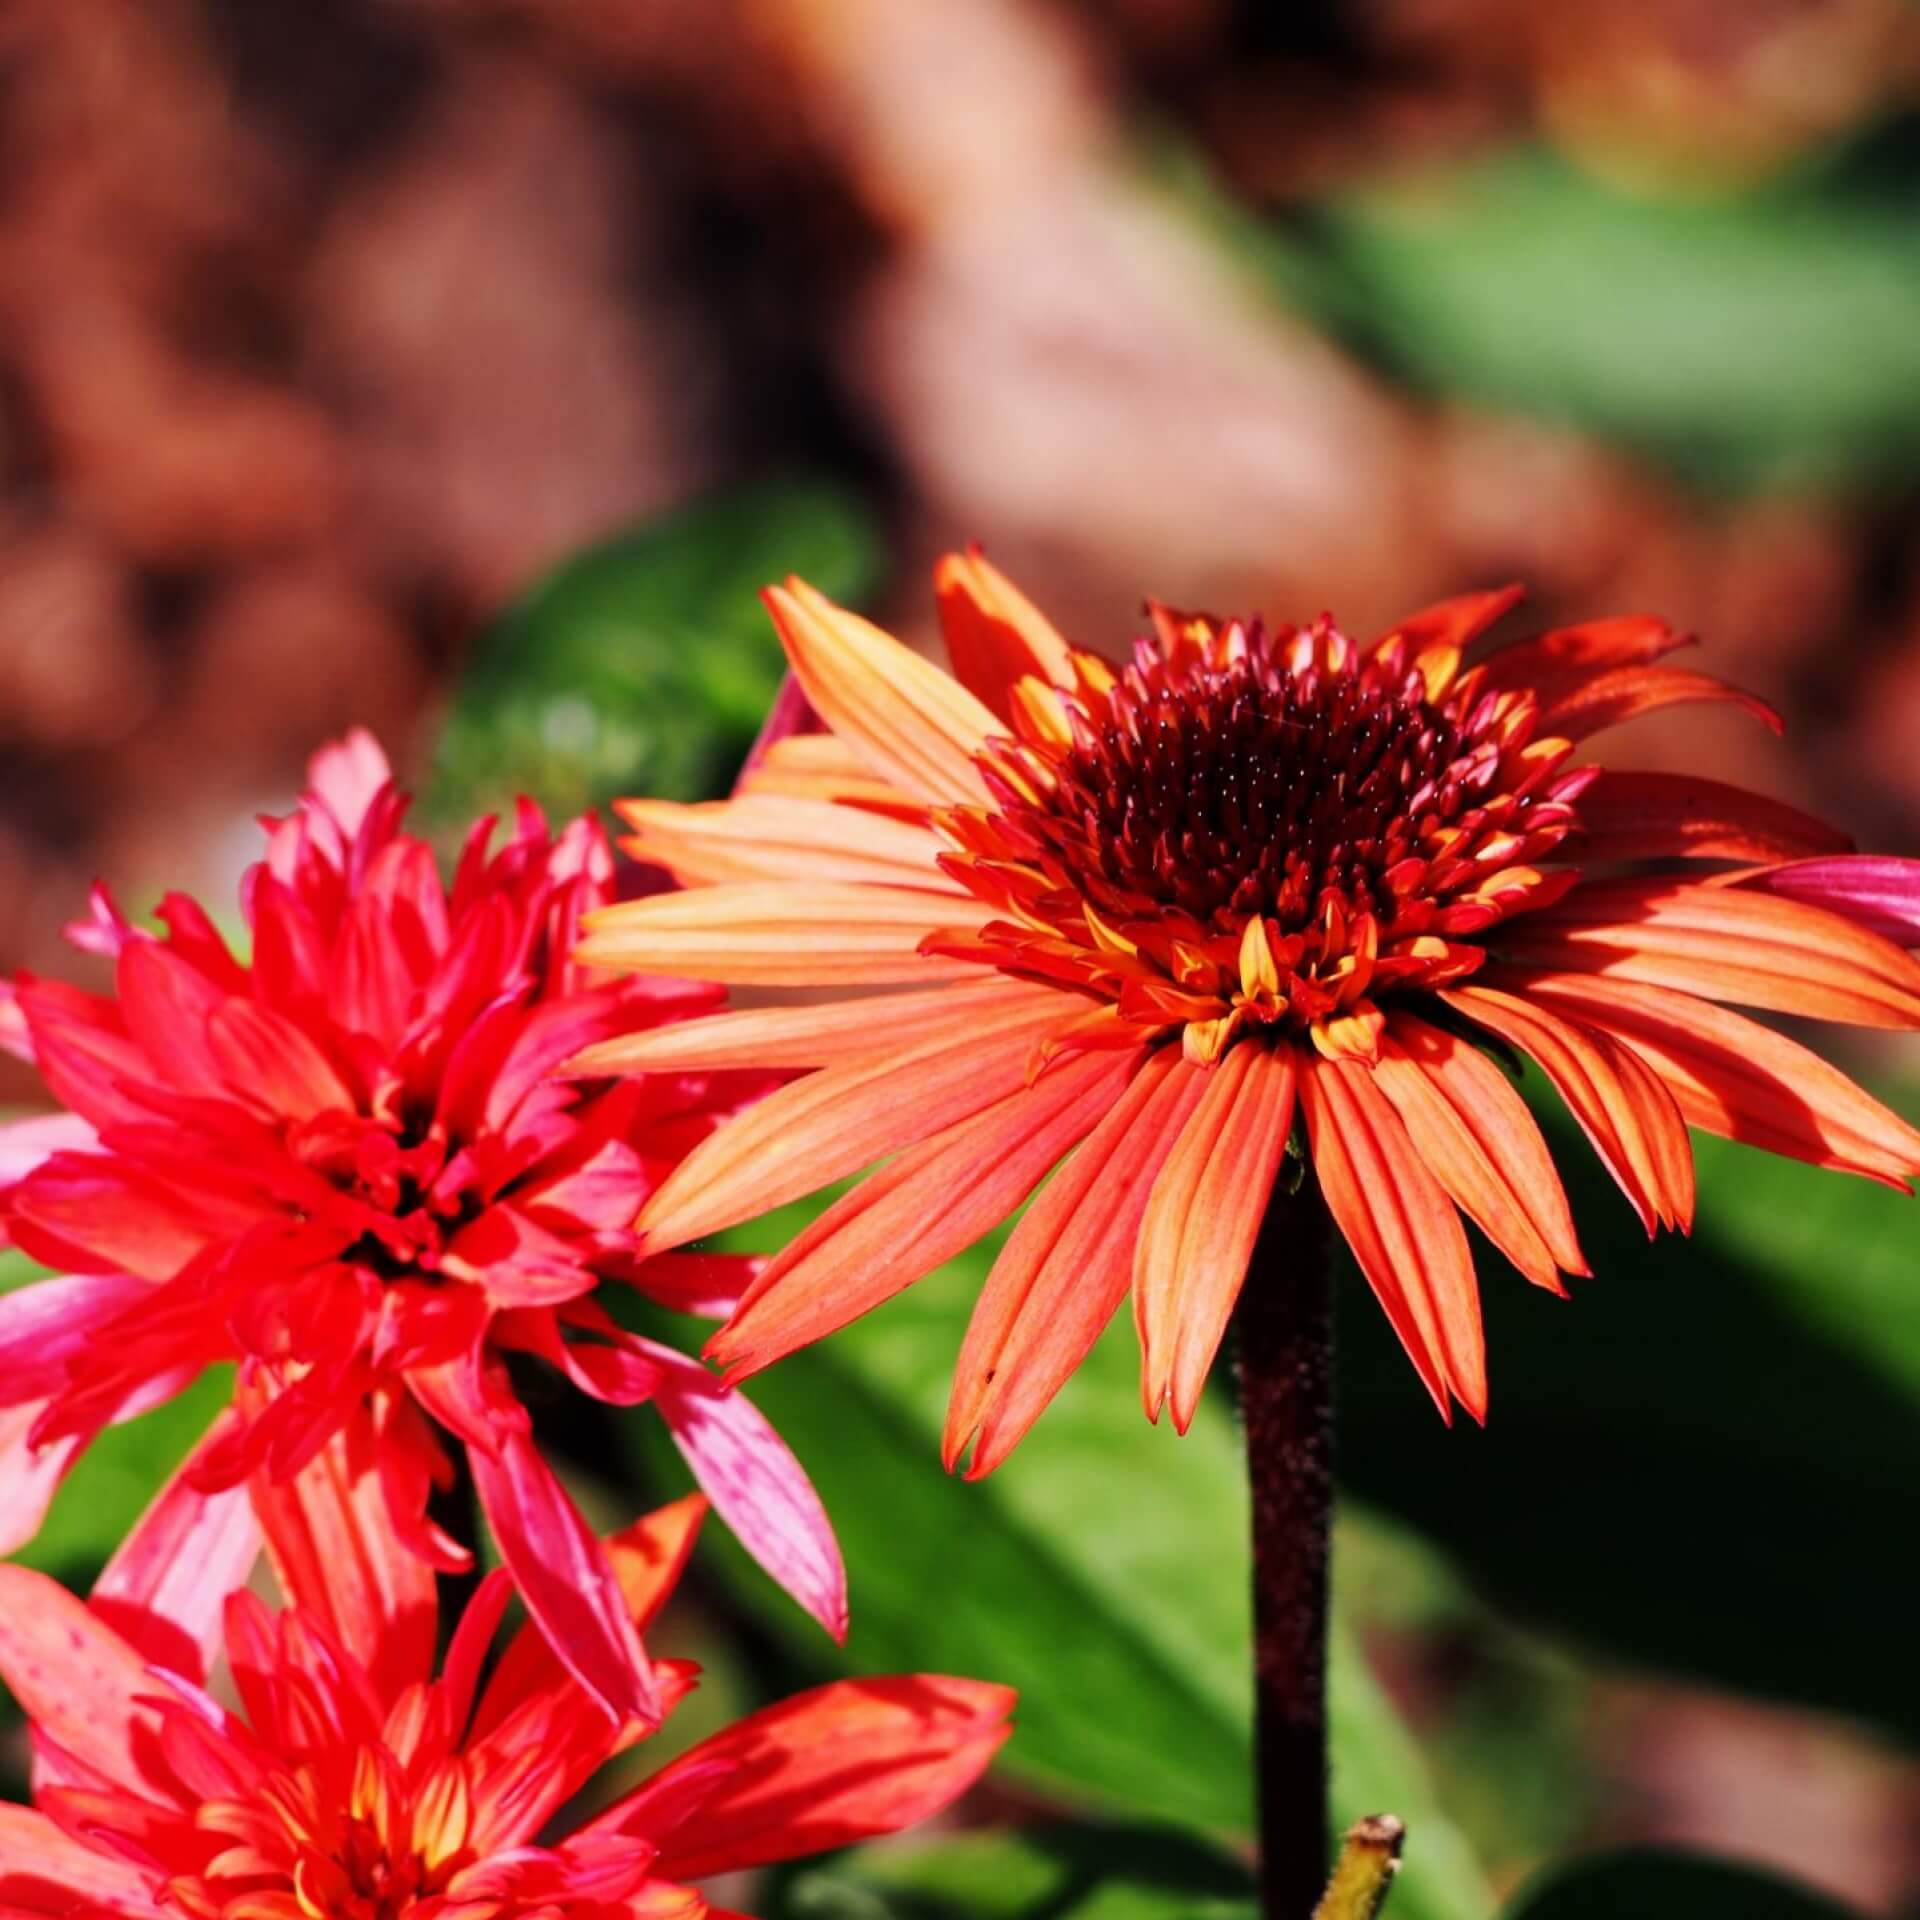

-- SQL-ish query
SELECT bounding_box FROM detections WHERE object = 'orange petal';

[1537,664,1779,742]
[1134,1044,1298,1431]
[764,578,997,805]
[575,881,984,987]
[1574,771,1851,865]
[1478,614,1690,706]
[1440,981,1694,1235]
[638,989,1074,1248]
[1372,584,1523,659]
[1510,968,1920,1187]
[632,1675,1015,1881]
[934,546,1077,722]
[735,731,905,809]
[1298,1055,1486,1421]
[708,1049,1139,1380]
[569,977,1053,1077]
[615,795,958,891]
[1507,878,1920,1029]
[1373,1013,1585,1291]
[946,1049,1210,1475]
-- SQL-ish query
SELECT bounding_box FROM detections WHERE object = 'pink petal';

[0,1563,155,1794]
[518,1133,651,1236]
[468,1494,705,1753]
[1747,856,1920,947]
[90,1410,261,1685]
[0,1801,154,1916]
[642,1340,847,1642]
[0,1112,98,1186]
[250,1407,439,1701]
[333,890,419,1050]
[373,1390,471,1574]
[6,1154,226,1280]
[444,1204,598,1308]
[205,999,355,1122]
[13,978,156,1130]
[306,726,394,838]
[114,940,230,1099]
[0,1398,81,1555]
[612,1250,760,1319]
[736,672,825,785]
[468,1425,661,1728]
[0,1271,150,1401]
[494,1304,666,1407]
[482,995,639,1137]
[155,891,248,991]
[0,981,32,1064]
[63,880,139,960]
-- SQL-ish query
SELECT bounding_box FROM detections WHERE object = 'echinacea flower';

[0,1435,1012,1920]
[578,553,1920,1473]
[0,733,842,1724]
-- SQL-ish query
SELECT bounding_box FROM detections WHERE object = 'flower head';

[0,733,844,1723]
[0,1450,1010,1920]
[579,552,1920,1471]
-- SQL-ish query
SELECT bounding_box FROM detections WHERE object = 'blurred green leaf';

[1186,141,1920,491]
[1503,1849,1861,1918]
[0,1247,45,1295]
[630,1209,1492,1920]
[778,1824,1256,1920]
[1338,1080,1920,1736]
[429,481,881,823]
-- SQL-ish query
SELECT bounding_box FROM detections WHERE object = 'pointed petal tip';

[938,1412,970,1476]
[959,1427,1011,1481]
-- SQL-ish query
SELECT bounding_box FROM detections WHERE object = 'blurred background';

[5,2,1920,1916]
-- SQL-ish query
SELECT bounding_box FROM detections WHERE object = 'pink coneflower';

[0,733,842,1724]
[0,1458,1010,1920]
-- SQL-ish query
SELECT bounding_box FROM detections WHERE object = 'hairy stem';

[1236,1173,1336,1920]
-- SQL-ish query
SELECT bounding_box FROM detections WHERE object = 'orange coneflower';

[576,553,1920,1471]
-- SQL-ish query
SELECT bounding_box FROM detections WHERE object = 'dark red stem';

[1235,1174,1335,1920]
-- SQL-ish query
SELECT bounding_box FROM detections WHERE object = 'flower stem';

[1236,1173,1336,1920]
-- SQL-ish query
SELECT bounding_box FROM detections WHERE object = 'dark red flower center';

[289,1109,486,1283]
[1027,636,1471,934]
[932,613,1585,1052]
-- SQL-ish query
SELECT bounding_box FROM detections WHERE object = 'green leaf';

[628,1208,1493,1920]
[428,481,880,823]
[778,1825,1257,1920]
[1503,1849,1861,1919]
[1188,142,1920,492]
[0,1247,46,1296]
[1337,1082,1920,1736]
